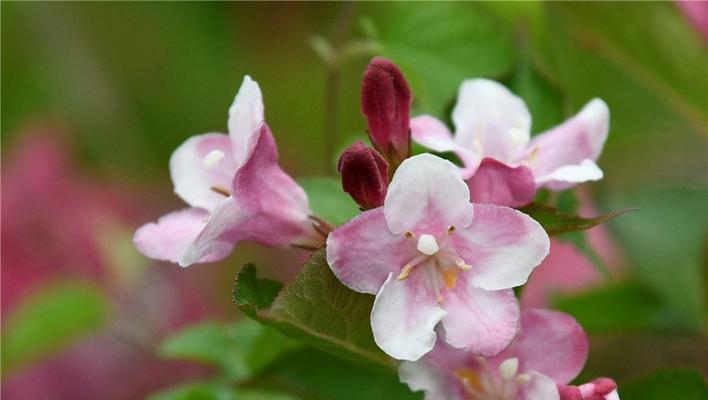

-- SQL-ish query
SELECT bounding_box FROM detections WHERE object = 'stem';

[322,1,357,173]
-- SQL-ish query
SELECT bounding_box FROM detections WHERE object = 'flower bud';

[361,57,413,166]
[337,141,389,210]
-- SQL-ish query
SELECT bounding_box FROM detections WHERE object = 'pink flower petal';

[384,154,473,235]
[180,124,316,266]
[466,158,536,207]
[169,133,236,211]
[326,208,412,294]
[441,283,519,357]
[518,371,561,400]
[452,79,531,163]
[133,207,212,264]
[452,204,550,291]
[178,197,247,266]
[228,75,264,167]
[398,358,456,400]
[411,115,482,178]
[230,123,316,247]
[371,272,447,361]
[523,99,609,190]
[511,309,589,384]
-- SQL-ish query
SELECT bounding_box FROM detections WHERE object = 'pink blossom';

[134,76,323,266]
[326,154,549,361]
[411,79,609,207]
[400,308,619,400]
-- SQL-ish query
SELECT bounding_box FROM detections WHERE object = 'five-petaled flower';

[411,79,609,207]
[326,153,550,361]
[400,308,619,400]
[134,76,324,267]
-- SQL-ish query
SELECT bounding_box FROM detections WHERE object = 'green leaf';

[364,2,515,115]
[149,382,296,400]
[233,264,283,319]
[299,177,360,227]
[519,202,635,236]
[552,281,674,333]
[620,368,708,400]
[1,281,108,374]
[233,250,395,369]
[248,348,421,400]
[160,319,298,379]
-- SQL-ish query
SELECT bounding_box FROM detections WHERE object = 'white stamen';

[499,358,519,380]
[417,234,439,256]
[516,373,531,384]
[203,150,225,169]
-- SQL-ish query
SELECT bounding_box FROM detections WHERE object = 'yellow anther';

[397,264,414,281]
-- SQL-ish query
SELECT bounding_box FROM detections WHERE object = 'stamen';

[499,358,519,380]
[455,258,472,270]
[447,225,456,235]
[404,231,415,239]
[397,254,427,281]
[202,150,225,169]
[516,374,531,384]
[417,234,439,256]
[211,186,231,197]
[427,267,444,303]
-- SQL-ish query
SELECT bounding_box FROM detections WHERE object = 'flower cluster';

[134,57,618,399]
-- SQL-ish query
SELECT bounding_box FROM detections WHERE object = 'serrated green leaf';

[620,368,708,400]
[299,177,360,227]
[1,281,108,374]
[250,348,420,400]
[160,319,298,380]
[520,202,634,236]
[233,251,395,370]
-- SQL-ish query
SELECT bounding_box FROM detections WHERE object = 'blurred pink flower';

[1,128,219,399]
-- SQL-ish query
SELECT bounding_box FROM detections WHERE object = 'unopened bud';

[337,142,389,210]
[361,57,412,167]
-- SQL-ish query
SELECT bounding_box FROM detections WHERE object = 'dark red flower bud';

[361,57,412,167]
[337,141,389,210]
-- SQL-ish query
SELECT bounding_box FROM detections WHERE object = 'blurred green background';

[2,2,707,399]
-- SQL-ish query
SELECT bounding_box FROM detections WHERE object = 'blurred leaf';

[365,2,515,115]
[150,382,296,400]
[233,250,395,369]
[250,348,420,400]
[299,177,360,226]
[160,319,298,380]
[1,281,108,373]
[552,281,672,333]
[605,187,707,330]
[504,40,566,133]
[620,368,708,400]
[534,2,708,138]
[520,202,634,236]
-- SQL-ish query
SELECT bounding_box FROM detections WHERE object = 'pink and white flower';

[411,79,609,207]
[326,154,550,361]
[400,308,619,400]
[134,76,322,267]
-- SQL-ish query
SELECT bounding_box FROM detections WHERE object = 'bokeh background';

[2,2,706,399]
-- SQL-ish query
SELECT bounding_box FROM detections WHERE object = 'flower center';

[397,227,473,303]
[456,357,530,400]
